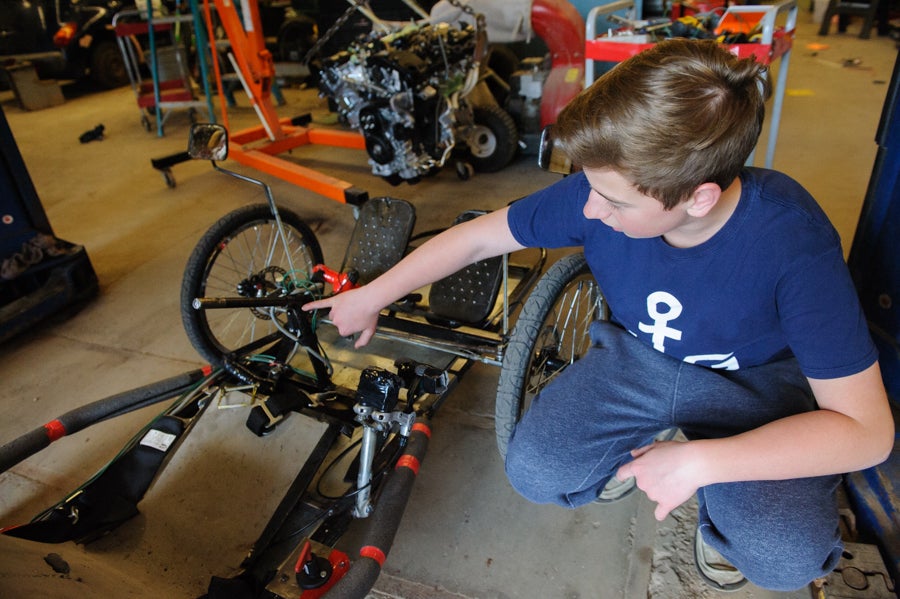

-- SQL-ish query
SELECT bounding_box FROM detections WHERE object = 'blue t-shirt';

[507,168,877,379]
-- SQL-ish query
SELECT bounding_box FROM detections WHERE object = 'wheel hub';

[469,125,497,158]
[534,347,569,379]
[235,266,287,319]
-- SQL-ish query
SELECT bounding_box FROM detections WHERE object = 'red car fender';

[531,0,586,127]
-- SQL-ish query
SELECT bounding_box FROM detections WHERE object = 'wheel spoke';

[182,205,323,366]
[496,253,608,457]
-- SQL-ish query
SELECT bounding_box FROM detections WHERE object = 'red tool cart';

[584,0,798,168]
[113,8,212,136]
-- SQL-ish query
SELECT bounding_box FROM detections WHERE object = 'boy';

[304,39,893,591]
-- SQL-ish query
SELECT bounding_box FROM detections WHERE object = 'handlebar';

[192,295,311,310]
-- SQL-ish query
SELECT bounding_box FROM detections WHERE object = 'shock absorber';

[351,367,413,518]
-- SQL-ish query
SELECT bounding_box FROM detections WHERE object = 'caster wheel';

[456,161,474,181]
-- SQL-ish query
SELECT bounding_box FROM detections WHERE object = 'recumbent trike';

[0,123,605,598]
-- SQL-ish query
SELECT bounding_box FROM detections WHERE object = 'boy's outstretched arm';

[617,361,894,521]
[303,207,526,348]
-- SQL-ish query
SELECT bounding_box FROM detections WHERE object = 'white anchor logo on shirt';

[638,291,683,352]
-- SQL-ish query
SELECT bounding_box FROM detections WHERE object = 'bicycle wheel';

[181,203,324,367]
[495,252,608,458]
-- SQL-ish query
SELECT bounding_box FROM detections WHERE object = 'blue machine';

[846,50,900,585]
[0,105,98,342]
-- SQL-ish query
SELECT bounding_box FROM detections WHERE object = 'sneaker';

[596,429,680,504]
[693,526,748,591]
[595,475,636,503]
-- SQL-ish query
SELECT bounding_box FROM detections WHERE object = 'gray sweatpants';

[505,320,843,590]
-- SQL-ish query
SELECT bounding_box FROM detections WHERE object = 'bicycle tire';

[181,204,324,367]
[494,252,608,458]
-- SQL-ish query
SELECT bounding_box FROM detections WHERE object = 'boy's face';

[582,167,690,240]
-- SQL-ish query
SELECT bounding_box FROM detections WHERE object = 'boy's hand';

[303,287,380,348]
[615,440,705,521]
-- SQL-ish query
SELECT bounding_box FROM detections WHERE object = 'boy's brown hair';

[555,39,771,209]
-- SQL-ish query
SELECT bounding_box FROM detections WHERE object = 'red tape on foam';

[395,455,420,475]
[359,545,386,566]
[43,420,66,442]
[412,422,431,438]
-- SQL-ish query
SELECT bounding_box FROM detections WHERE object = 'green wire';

[244,353,317,379]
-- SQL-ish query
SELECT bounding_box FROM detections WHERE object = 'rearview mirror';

[188,123,228,161]
[537,125,573,175]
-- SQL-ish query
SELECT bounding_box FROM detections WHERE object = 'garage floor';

[0,14,897,599]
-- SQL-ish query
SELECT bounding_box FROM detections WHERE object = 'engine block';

[318,22,479,183]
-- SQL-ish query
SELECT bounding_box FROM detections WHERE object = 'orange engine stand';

[206,0,369,205]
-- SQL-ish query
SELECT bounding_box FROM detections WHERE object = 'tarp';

[429,0,535,42]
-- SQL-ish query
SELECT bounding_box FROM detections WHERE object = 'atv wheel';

[469,105,518,173]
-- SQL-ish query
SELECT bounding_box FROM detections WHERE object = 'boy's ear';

[684,183,722,217]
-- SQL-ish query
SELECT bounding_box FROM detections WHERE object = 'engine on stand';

[317,21,517,184]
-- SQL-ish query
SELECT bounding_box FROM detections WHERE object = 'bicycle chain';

[445,0,476,18]
[442,0,488,58]
[302,0,371,65]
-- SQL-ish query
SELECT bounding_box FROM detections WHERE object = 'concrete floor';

[0,13,897,599]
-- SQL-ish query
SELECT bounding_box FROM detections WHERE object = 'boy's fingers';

[630,443,654,458]
[302,298,330,311]
[354,328,375,348]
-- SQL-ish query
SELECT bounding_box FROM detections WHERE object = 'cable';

[271,435,406,545]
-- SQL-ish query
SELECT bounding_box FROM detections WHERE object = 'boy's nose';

[584,194,611,220]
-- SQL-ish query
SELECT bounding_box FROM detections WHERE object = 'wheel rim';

[469,124,498,158]
[92,42,128,88]
[522,275,605,409]
[198,220,318,356]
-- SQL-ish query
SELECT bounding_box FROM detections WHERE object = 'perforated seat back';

[428,210,504,326]
[341,197,416,285]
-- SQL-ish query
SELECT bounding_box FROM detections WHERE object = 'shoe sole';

[693,528,748,592]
